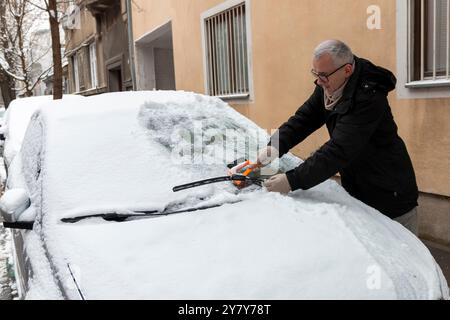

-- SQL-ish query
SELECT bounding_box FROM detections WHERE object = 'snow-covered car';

[2,95,85,170]
[0,91,448,300]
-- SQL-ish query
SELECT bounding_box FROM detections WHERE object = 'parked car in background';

[0,91,448,300]
[0,106,5,128]
[0,106,6,186]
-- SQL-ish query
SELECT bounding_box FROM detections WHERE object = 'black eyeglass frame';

[311,61,354,83]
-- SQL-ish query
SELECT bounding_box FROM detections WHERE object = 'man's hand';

[257,146,279,167]
[264,174,291,194]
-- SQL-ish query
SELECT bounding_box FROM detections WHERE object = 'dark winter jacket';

[271,56,418,218]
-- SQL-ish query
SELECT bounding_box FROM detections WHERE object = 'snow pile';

[15,91,448,299]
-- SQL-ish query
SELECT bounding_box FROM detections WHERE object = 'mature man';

[258,40,419,234]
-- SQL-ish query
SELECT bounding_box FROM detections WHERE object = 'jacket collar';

[328,55,362,115]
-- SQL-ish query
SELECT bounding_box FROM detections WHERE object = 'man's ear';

[344,64,354,77]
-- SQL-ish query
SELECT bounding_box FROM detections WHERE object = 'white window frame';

[397,0,450,99]
[201,0,254,101]
[89,42,98,89]
[72,53,80,93]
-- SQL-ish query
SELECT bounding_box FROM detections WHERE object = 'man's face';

[312,53,353,95]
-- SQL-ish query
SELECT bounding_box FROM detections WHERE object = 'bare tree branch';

[27,0,49,12]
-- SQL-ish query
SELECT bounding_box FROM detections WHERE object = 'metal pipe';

[126,0,137,90]
[421,0,425,80]
[433,0,437,79]
[407,0,412,82]
[447,0,449,79]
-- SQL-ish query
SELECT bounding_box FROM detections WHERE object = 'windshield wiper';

[172,174,263,192]
[62,174,263,224]
[61,201,240,224]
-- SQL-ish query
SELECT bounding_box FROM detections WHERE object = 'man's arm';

[285,92,387,191]
[269,86,325,156]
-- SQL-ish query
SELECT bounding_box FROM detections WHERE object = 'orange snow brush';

[228,160,261,188]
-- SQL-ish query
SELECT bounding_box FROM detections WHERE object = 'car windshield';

[138,100,300,174]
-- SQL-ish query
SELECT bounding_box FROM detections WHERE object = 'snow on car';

[1,91,448,299]
[2,95,85,169]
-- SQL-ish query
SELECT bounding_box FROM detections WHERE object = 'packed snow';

[8,91,448,299]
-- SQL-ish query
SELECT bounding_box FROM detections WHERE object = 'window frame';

[201,0,254,102]
[72,53,80,93]
[89,42,98,89]
[397,0,450,99]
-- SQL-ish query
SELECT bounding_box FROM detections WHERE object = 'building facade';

[64,0,133,95]
[130,0,450,245]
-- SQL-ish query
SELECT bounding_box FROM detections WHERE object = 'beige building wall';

[64,1,107,94]
[65,2,97,92]
[132,0,450,198]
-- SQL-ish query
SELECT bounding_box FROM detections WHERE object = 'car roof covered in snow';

[19,91,448,300]
[3,95,84,166]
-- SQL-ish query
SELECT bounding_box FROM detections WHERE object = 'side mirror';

[0,188,31,223]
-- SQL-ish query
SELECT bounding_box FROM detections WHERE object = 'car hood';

[35,180,449,300]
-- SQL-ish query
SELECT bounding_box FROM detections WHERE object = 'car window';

[138,101,301,174]
[139,102,264,163]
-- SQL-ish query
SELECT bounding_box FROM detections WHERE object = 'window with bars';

[204,2,250,98]
[408,0,450,85]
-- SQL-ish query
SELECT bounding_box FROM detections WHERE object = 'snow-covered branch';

[0,60,26,82]
[0,0,54,96]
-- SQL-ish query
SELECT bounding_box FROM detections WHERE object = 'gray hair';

[313,40,354,67]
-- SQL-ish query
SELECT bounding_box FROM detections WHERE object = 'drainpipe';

[126,0,137,90]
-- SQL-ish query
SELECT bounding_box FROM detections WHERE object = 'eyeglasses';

[311,62,353,83]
